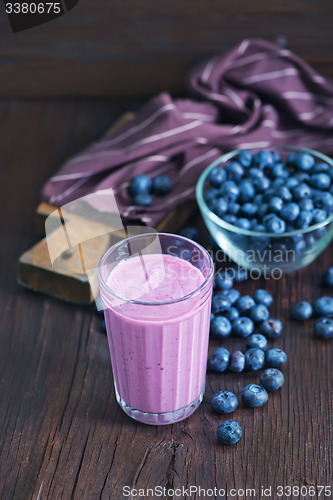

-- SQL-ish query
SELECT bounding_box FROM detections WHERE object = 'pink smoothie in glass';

[103,253,212,418]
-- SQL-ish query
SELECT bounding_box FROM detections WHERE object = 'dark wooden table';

[0,99,332,500]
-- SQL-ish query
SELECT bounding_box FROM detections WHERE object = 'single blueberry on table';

[249,304,270,324]
[133,193,153,207]
[229,351,245,373]
[217,420,242,445]
[129,175,152,195]
[314,317,333,339]
[212,391,238,414]
[151,175,173,196]
[314,296,333,317]
[208,348,230,373]
[260,368,284,392]
[246,333,268,351]
[211,295,232,315]
[253,289,273,307]
[265,348,287,368]
[232,317,255,338]
[225,307,240,322]
[235,295,256,314]
[215,270,234,291]
[179,226,199,242]
[292,301,313,320]
[241,384,268,408]
[210,316,232,339]
[217,288,240,305]
[237,149,253,167]
[208,167,227,188]
[244,348,265,371]
[323,267,333,288]
[259,318,283,339]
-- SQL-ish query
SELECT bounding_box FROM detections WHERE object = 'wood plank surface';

[0,99,332,500]
[0,0,333,97]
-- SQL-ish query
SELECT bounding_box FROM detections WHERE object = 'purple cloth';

[42,38,333,226]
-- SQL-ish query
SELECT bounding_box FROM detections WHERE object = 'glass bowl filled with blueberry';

[196,146,333,275]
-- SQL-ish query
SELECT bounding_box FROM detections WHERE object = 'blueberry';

[249,167,264,179]
[241,202,258,217]
[272,151,282,163]
[237,149,253,167]
[223,214,237,224]
[257,203,268,219]
[208,347,230,373]
[244,348,265,371]
[260,368,284,392]
[225,307,240,322]
[265,216,286,234]
[309,173,331,190]
[211,295,232,315]
[129,175,152,195]
[312,209,327,224]
[208,167,227,188]
[305,234,316,249]
[275,186,293,203]
[179,226,199,242]
[151,175,173,196]
[220,181,239,202]
[204,189,218,208]
[235,295,256,314]
[314,317,333,339]
[323,267,333,287]
[286,177,299,190]
[253,150,274,168]
[313,162,330,173]
[268,196,284,214]
[246,334,268,351]
[234,218,251,230]
[217,420,242,445]
[292,301,313,320]
[253,176,271,192]
[133,193,153,206]
[253,289,273,308]
[213,197,229,217]
[272,178,285,189]
[259,318,283,338]
[226,161,244,181]
[280,202,300,222]
[215,270,234,291]
[293,152,315,171]
[228,267,248,282]
[210,316,232,339]
[228,202,240,215]
[232,317,254,338]
[314,296,333,317]
[241,384,268,407]
[249,304,270,323]
[229,351,245,373]
[212,390,238,414]
[238,180,255,203]
[313,192,333,214]
[217,288,240,305]
[295,210,313,229]
[265,348,287,368]
[292,183,312,201]
[271,163,289,179]
[293,172,310,183]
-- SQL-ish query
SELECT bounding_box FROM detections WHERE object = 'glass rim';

[97,232,214,306]
[196,145,333,238]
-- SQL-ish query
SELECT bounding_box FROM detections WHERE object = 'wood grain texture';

[0,0,333,97]
[0,100,332,499]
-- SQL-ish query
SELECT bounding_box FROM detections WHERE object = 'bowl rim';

[196,145,333,238]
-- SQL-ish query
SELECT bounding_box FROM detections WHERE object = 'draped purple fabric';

[42,38,333,226]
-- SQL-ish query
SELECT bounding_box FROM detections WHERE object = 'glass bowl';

[196,146,333,276]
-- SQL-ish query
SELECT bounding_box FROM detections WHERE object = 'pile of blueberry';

[291,266,333,339]
[208,283,287,445]
[129,174,173,207]
[204,149,333,234]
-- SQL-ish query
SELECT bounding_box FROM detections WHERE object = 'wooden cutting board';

[17,113,195,305]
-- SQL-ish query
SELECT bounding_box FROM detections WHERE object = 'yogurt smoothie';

[98,234,213,425]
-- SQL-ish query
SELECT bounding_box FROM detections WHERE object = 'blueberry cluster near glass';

[129,174,173,207]
[196,146,333,274]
